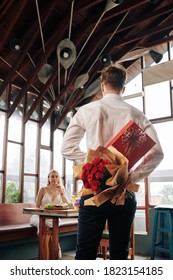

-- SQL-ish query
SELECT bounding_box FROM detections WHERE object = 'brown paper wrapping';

[73,146,139,207]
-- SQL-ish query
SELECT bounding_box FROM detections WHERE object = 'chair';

[98,221,135,260]
[151,205,173,260]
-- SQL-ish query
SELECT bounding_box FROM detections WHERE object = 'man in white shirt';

[61,64,164,259]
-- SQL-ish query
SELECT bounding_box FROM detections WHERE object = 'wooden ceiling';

[0,0,173,130]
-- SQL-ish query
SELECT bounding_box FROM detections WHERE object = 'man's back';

[61,64,163,182]
[75,93,151,150]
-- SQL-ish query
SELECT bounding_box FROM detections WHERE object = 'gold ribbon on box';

[73,145,139,206]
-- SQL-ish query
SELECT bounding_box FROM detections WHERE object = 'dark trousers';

[75,194,137,260]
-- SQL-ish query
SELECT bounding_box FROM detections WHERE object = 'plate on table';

[44,203,69,210]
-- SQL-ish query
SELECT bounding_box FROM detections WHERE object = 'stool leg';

[158,212,164,259]
[159,212,164,245]
[151,211,159,260]
[167,211,173,260]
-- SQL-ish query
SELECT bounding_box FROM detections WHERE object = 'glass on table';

[67,194,76,209]
[71,194,76,203]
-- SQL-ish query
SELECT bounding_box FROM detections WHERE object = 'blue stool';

[151,205,173,260]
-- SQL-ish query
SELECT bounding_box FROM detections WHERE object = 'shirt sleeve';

[61,109,87,163]
[129,119,164,183]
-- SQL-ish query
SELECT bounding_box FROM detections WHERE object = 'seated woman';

[30,169,69,259]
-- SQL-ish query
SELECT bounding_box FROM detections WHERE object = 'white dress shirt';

[61,93,164,183]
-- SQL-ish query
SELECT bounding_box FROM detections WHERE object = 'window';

[40,149,51,185]
[8,110,23,143]
[65,159,74,200]
[124,94,143,112]
[75,134,87,194]
[53,129,64,176]
[24,121,38,174]
[124,72,142,96]
[0,82,7,110]
[76,179,83,195]
[0,111,5,170]
[24,176,37,203]
[171,42,173,59]
[134,180,148,234]
[148,121,173,206]
[124,69,144,111]
[26,93,39,121]
[41,119,51,146]
[145,81,171,119]
[6,142,22,203]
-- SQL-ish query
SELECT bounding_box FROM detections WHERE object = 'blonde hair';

[46,169,63,187]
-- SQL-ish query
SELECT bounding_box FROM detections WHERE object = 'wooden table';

[23,207,78,260]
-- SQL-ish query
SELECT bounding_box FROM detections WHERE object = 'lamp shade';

[112,0,124,3]
[100,54,112,66]
[104,0,123,12]
[60,47,73,60]
[10,38,22,52]
[57,38,76,70]
[74,73,89,90]
[38,64,54,84]
[149,50,163,63]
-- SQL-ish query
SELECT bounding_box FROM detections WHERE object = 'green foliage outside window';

[6,182,20,203]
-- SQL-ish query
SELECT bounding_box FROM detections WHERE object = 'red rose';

[92,157,101,164]
[95,171,103,180]
[81,156,111,192]
[98,165,106,172]
[84,181,90,188]
[88,173,93,182]
[91,166,97,174]
[90,180,100,192]
[81,173,87,181]
[83,163,93,171]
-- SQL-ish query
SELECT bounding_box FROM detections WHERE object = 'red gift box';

[105,120,156,170]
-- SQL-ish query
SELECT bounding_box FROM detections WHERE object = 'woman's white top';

[30,190,63,232]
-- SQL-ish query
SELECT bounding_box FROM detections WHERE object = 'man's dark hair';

[101,64,127,90]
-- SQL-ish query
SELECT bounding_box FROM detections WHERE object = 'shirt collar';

[103,93,123,100]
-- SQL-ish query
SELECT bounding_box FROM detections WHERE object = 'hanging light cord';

[69,0,75,39]
[88,9,130,73]
[35,0,55,100]
[27,52,36,67]
[57,48,61,95]
[35,0,45,53]
[63,0,75,88]
[57,0,75,95]
[68,10,106,79]
[76,12,105,62]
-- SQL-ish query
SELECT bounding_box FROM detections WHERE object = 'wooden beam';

[101,4,173,38]
[6,4,73,116]
[0,1,56,98]
[0,1,26,50]
[40,75,77,128]
[0,0,15,21]
[24,69,57,123]
[53,92,82,131]
[5,0,100,116]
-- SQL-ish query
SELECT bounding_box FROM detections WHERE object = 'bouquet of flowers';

[81,157,111,193]
[73,145,139,206]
